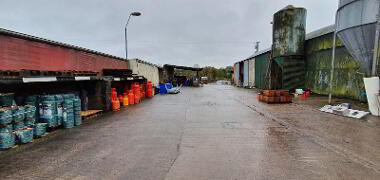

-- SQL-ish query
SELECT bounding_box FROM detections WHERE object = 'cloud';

[0,0,338,67]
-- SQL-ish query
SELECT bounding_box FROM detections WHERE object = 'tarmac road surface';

[1,85,380,180]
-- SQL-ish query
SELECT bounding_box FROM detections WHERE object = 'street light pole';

[329,11,338,104]
[125,12,141,60]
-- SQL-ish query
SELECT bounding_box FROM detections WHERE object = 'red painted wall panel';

[0,35,128,75]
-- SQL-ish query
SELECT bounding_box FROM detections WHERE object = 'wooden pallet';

[257,94,292,104]
[81,110,103,119]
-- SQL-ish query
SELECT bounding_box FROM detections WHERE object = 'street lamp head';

[131,12,142,16]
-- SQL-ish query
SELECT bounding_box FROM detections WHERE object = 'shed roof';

[129,58,161,68]
[245,48,272,61]
[235,48,272,64]
[306,24,335,40]
[239,24,336,63]
[163,64,203,71]
[0,28,126,61]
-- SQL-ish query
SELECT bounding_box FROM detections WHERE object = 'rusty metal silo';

[268,5,307,90]
[272,5,307,58]
[336,0,380,75]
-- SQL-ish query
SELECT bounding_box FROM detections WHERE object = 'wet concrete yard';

[1,85,380,179]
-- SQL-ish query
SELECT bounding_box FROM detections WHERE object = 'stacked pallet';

[257,90,292,103]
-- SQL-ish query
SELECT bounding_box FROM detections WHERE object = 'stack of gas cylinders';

[133,83,141,104]
[111,82,155,111]
[147,81,153,98]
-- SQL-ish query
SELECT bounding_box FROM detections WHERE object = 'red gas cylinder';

[112,99,120,111]
[147,81,153,98]
[147,89,153,98]
[135,94,140,104]
[133,83,140,96]
[141,91,145,99]
[128,90,135,105]
[135,84,141,104]
[140,86,145,99]
[112,88,117,100]
[118,95,124,106]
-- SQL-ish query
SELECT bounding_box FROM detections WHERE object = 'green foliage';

[199,66,233,81]
[174,70,197,77]
[173,66,233,82]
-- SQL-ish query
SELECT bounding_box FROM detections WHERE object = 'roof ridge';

[0,27,126,61]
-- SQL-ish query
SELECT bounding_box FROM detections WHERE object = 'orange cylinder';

[133,83,140,96]
[147,81,153,98]
[132,84,136,95]
[112,88,117,100]
[123,94,129,106]
[112,99,120,111]
[128,90,135,105]
[141,87,145,99]
[147,89,153,97]
[135,94,140,104]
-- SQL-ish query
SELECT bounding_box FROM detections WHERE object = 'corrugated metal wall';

[232,64,236,84]
[248,59,255,87]
[233,24,368,100]
[239,61,244,86]
[235,63,240,86]
[273,56,305,90]
[305,32,366,100]
[243,60,249,87]
[255,52,271,89]
[129,60,160,86]
[0,35,129,75]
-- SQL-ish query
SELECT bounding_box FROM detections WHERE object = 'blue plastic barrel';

[160,84,167,94]
[166,83,173,89]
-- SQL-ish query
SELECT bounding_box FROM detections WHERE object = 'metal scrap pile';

[320,104,370,119]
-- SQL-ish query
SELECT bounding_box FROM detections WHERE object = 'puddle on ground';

[268,126,292,136]
[222,122,251,129]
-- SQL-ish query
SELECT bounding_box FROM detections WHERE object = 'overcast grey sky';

[0,0,338,67]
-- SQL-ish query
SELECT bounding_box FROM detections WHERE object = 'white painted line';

[23,77,57,83]
[75,77,91,81]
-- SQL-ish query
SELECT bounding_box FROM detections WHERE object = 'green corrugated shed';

[255,51,271,89]
[273,56,305,90]
[305,32,366,100]
[236,24,371,100]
